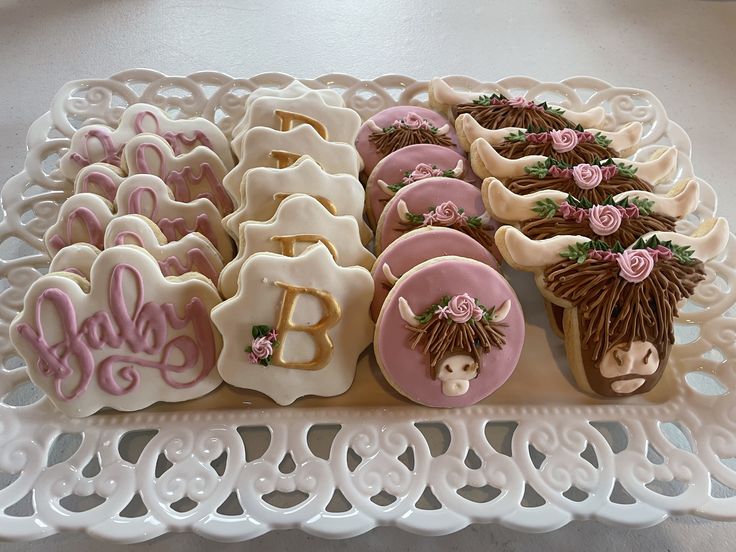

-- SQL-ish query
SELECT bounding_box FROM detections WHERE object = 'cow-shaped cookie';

[427,77,606,128]
[10,245,223,417]
[60,103,234,180]
[223,125,363,198]
[375,256,524,407]
[219,194,374,298]
[494,218,729,397]
[222,155,371,243]
[122,133,234,215]
[211,243,374,405]
[74,163,126,201]
[471,140,678,204]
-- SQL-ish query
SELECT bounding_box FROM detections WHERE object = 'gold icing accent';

[271,281,341,370]
[274,109,328,139]
[270,150,302,168]
[270,234,338,260]
[272,193,337,215]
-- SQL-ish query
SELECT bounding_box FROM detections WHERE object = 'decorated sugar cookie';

[122,133,234,215]
[470,139,678,203]
[115,174,235,262]
[231,81,345,155]
[222,155,371,244]
[354,106,463,176]
[105,215,224,284]
[59,103,234,180]
[232,90,361,152]
[495,218,729,397]
[219,194,374,298]
[74,163,125,201]
[223,125,363,197]
[375,256,524,407]
[370,227,499,321]
[212,243,374,405]
[10,245,223,417]
[375,176,500,256]
[48,243,100,280]
[428,77,607,129]
[44,193,115,255]
[365,144,479,227]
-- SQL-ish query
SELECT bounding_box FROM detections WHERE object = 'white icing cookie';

[48,243,101,280]
[10,245,223,417]
[105,215,225,285]
[44,193,115,255]
[222,155,371,243]
[223,125,363,198]
[73,163,125,202]
[232,91,361,155]
[219,194,374,298]
[115,174,235,262]
[60,103,234,180]
[122,133,234,215]
[211,243,374,405]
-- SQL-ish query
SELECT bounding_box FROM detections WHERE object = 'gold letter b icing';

[271,281,341,370]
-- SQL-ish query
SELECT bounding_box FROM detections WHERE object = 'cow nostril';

[463,364,472,371]
[444,364,453,373]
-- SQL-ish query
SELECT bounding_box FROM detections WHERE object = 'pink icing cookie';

[375,176,500,256]
[370,227,499,321]
[355,106,463,177]
[375,256,524,407]
[365,143,479,227]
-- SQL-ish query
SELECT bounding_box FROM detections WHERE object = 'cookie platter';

[0,70,734,542]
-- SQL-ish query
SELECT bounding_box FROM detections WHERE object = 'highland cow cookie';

[494,218,729,397]
[211,243,374,406]
[10,246,223,417]
[374,256,524,407]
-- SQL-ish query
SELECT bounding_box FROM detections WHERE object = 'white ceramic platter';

[0,71,734,542]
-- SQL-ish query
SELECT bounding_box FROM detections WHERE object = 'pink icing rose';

[559,202,588,223]
[623,204,640,218]
[447,293,484,323]
[549,129,579,153]
[402,112,426,130]
[410,163,440,181]
[432,201,462,225]
[507,96,529,108]
[588,205,623,236]
[616,249,655,283]
[572,164,603,190]
[579,131,596,143]
[250,336,274,360]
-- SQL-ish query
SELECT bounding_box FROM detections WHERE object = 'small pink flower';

[549,129,579,153]
[435,305,451,319]
[402,112,426,130]
[601,164,618,180]
[248,352,260,364]
[588,249,618,262]
[250,336,274,360]
[647,245,673,261]
[524,132,548,144]
[623,204,640,218]
[432,201,462,225]
[266,329,279,342]
[616,249,655,283]
[507,96,529,108]
[548,165,572,178]
[422,211,438,225]
[588,205,623,236]
[410,163,438,181]
[447,293,484,323]
[559,202,588,223]
[572,164,603,190]
[578,131,596,143]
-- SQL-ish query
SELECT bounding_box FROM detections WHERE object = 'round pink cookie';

[375,176,501,255]
[365,144,479,227]
[375,256,524,407]
[370,227,499,321]
[355,106,463,177]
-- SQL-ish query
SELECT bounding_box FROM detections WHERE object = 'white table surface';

[1,0,735,549]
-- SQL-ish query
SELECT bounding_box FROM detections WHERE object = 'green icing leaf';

[532,198,559,219]
[252,325,270,338]
[465,215,483,228]
[546,106,565,116]
[524,160,550,178]
[473,93,506,106]
[387,182,405,193]
[630,197,654,215]
[560,242,594,264]
[616,162,637,178]
[504,130,527,142]
[595,132,613,148]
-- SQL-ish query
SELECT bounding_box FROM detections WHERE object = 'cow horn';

[495,225,591,270]
[397,199,413,223]
[491,299,511,322]
[428,77,487,112]
[470,139,547,180]
[595,121,643,157]
[615,178,699,218]
[398,296,421,327]
[382,263,399,285]
[451,159,465,177]
[456,113,524,151]
[377,179,395,197]
[434,123,450,136]
[482,177,567,223]
[557,105,607,129]
[627,146,678,185]
[366,120,384,133]
[642,217,729,262]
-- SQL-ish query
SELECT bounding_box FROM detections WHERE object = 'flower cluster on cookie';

[505,127,612,152]
[245,325,280,366]
[385,163,461,193]
[525,158,637,184]
[472,93,565,115]
[401,200,484,228]
[414,293,498,325]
